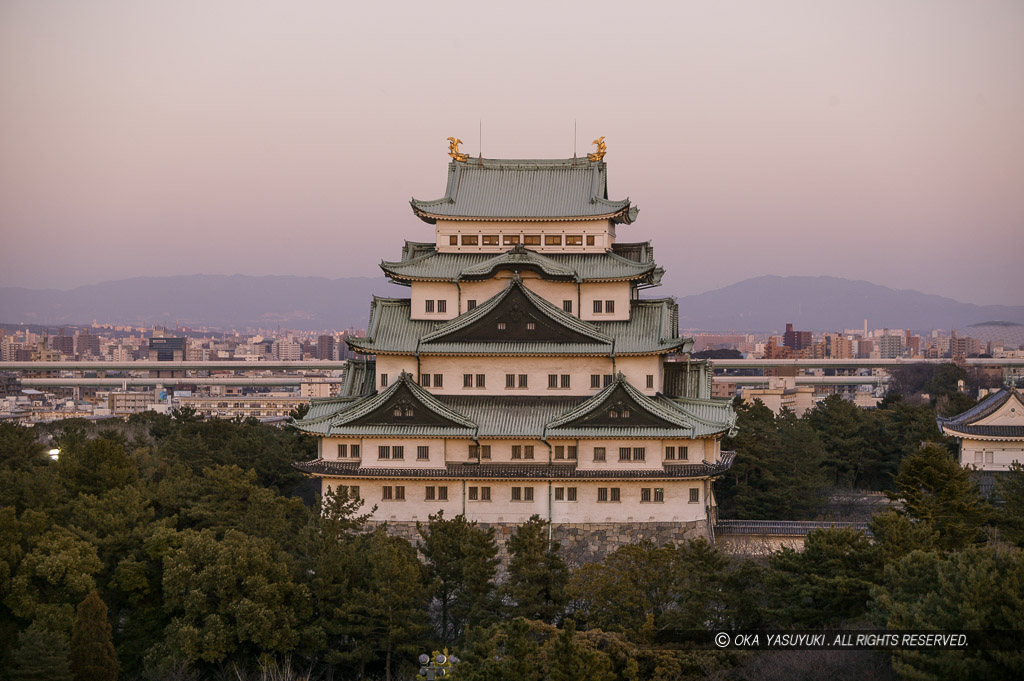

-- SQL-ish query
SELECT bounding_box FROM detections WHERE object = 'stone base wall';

[372,519,710,570]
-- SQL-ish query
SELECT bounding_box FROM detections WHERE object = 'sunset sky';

[1,1,1021,305]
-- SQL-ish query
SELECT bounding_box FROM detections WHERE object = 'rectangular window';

[425,486,435,501]
[975,451,983,463]
[476,374,486,388]
[482,235,499,245]
[548,374,558,389]
[554,445,564,460]
[689,488,700,503]
[518,374,528,388]
[506,374,516,388]
[392,446,404,460]
[524,445,534,459]
[467,300,477,310]
[586,235,595,246]
[417,445,429,460]
[468,486,478,500]
[986,451,994,463]
[351,444,360,458]
[349,485,360,499]
[646,374,654,389]
[545,234,562,246]
[665,446,675,460]
[654,488,664,503]
[461,235,478,245]
[566,235,582,245]
[438,300,447,313]
[633,447,645,462]
[593,300,603,314]
[438,486,448,501]
[591,374,601,389]
[523,235,541,245]
[425,300,435,313]
[469,445,492,459]
[449,235,458,245]
[680,446,688,460]
[560,374,570,388]
[567,446,577,460]
[562,300,573,313]
[337,444,348,458]
[567,487,577,501]
[380,374,388,387]
[594,447,606,461]
[619,447,631,461]
[610,488,620,502]
[606,300,615,314]
[382,486,393,500]
[524,487,534,502]
[597,487,608,502]
[555,487,564,501]
[434,374,443,387]
[421,373,431,387]
[641,487,651,502]
[481,486,491,501]
[464,374,473,388]
[503,235,520,245]
[512,445,522,459]
[395,486,405,501]
[511,487,522,501]
[526,322,535,330]
[378,445,391,460]
[603,374,613,387]
[497,322,506,330]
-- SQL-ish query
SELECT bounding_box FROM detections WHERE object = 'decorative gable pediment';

[423,279,610,345]
[560,384,680,428]
[332,373,476,429]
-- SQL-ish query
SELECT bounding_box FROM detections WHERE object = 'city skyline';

[2,1,1022,305]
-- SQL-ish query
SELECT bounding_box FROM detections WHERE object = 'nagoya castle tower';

[294,137,737,548]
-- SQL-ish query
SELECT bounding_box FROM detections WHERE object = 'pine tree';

[418,511,499,644]
[544,621,613,681]
[502,515,569,623]
[996,462,1024,546]
[889,443,992,550]
[11,623,73,681]
[70,590,119,681]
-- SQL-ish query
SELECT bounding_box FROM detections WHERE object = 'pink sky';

[1,1,1022,305]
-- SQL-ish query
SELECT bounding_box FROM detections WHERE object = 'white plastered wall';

[321,477,708,524]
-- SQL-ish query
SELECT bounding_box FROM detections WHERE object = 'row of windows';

[374,485,699,503]
[592,300,615,314]
[337,443,688,462]
[424,299,447,314]
[389,372,656,391]
[449,234,597,247]
[378,445,432,460]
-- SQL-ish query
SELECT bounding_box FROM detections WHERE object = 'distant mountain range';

[0,275,395,332]
[0,273,1021,333]
[674,275,1024,333]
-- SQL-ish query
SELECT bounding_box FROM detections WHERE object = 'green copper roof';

[346,295,690,356]
[381,243,662,284]
[410,158,638,224]
[295,388,734,440]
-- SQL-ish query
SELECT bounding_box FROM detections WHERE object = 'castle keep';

[293,141,737,545]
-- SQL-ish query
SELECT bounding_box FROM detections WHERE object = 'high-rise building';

[317,335,336,360]
[878,329,904,359]
[783,323,812,351]
[292,148,737,543]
